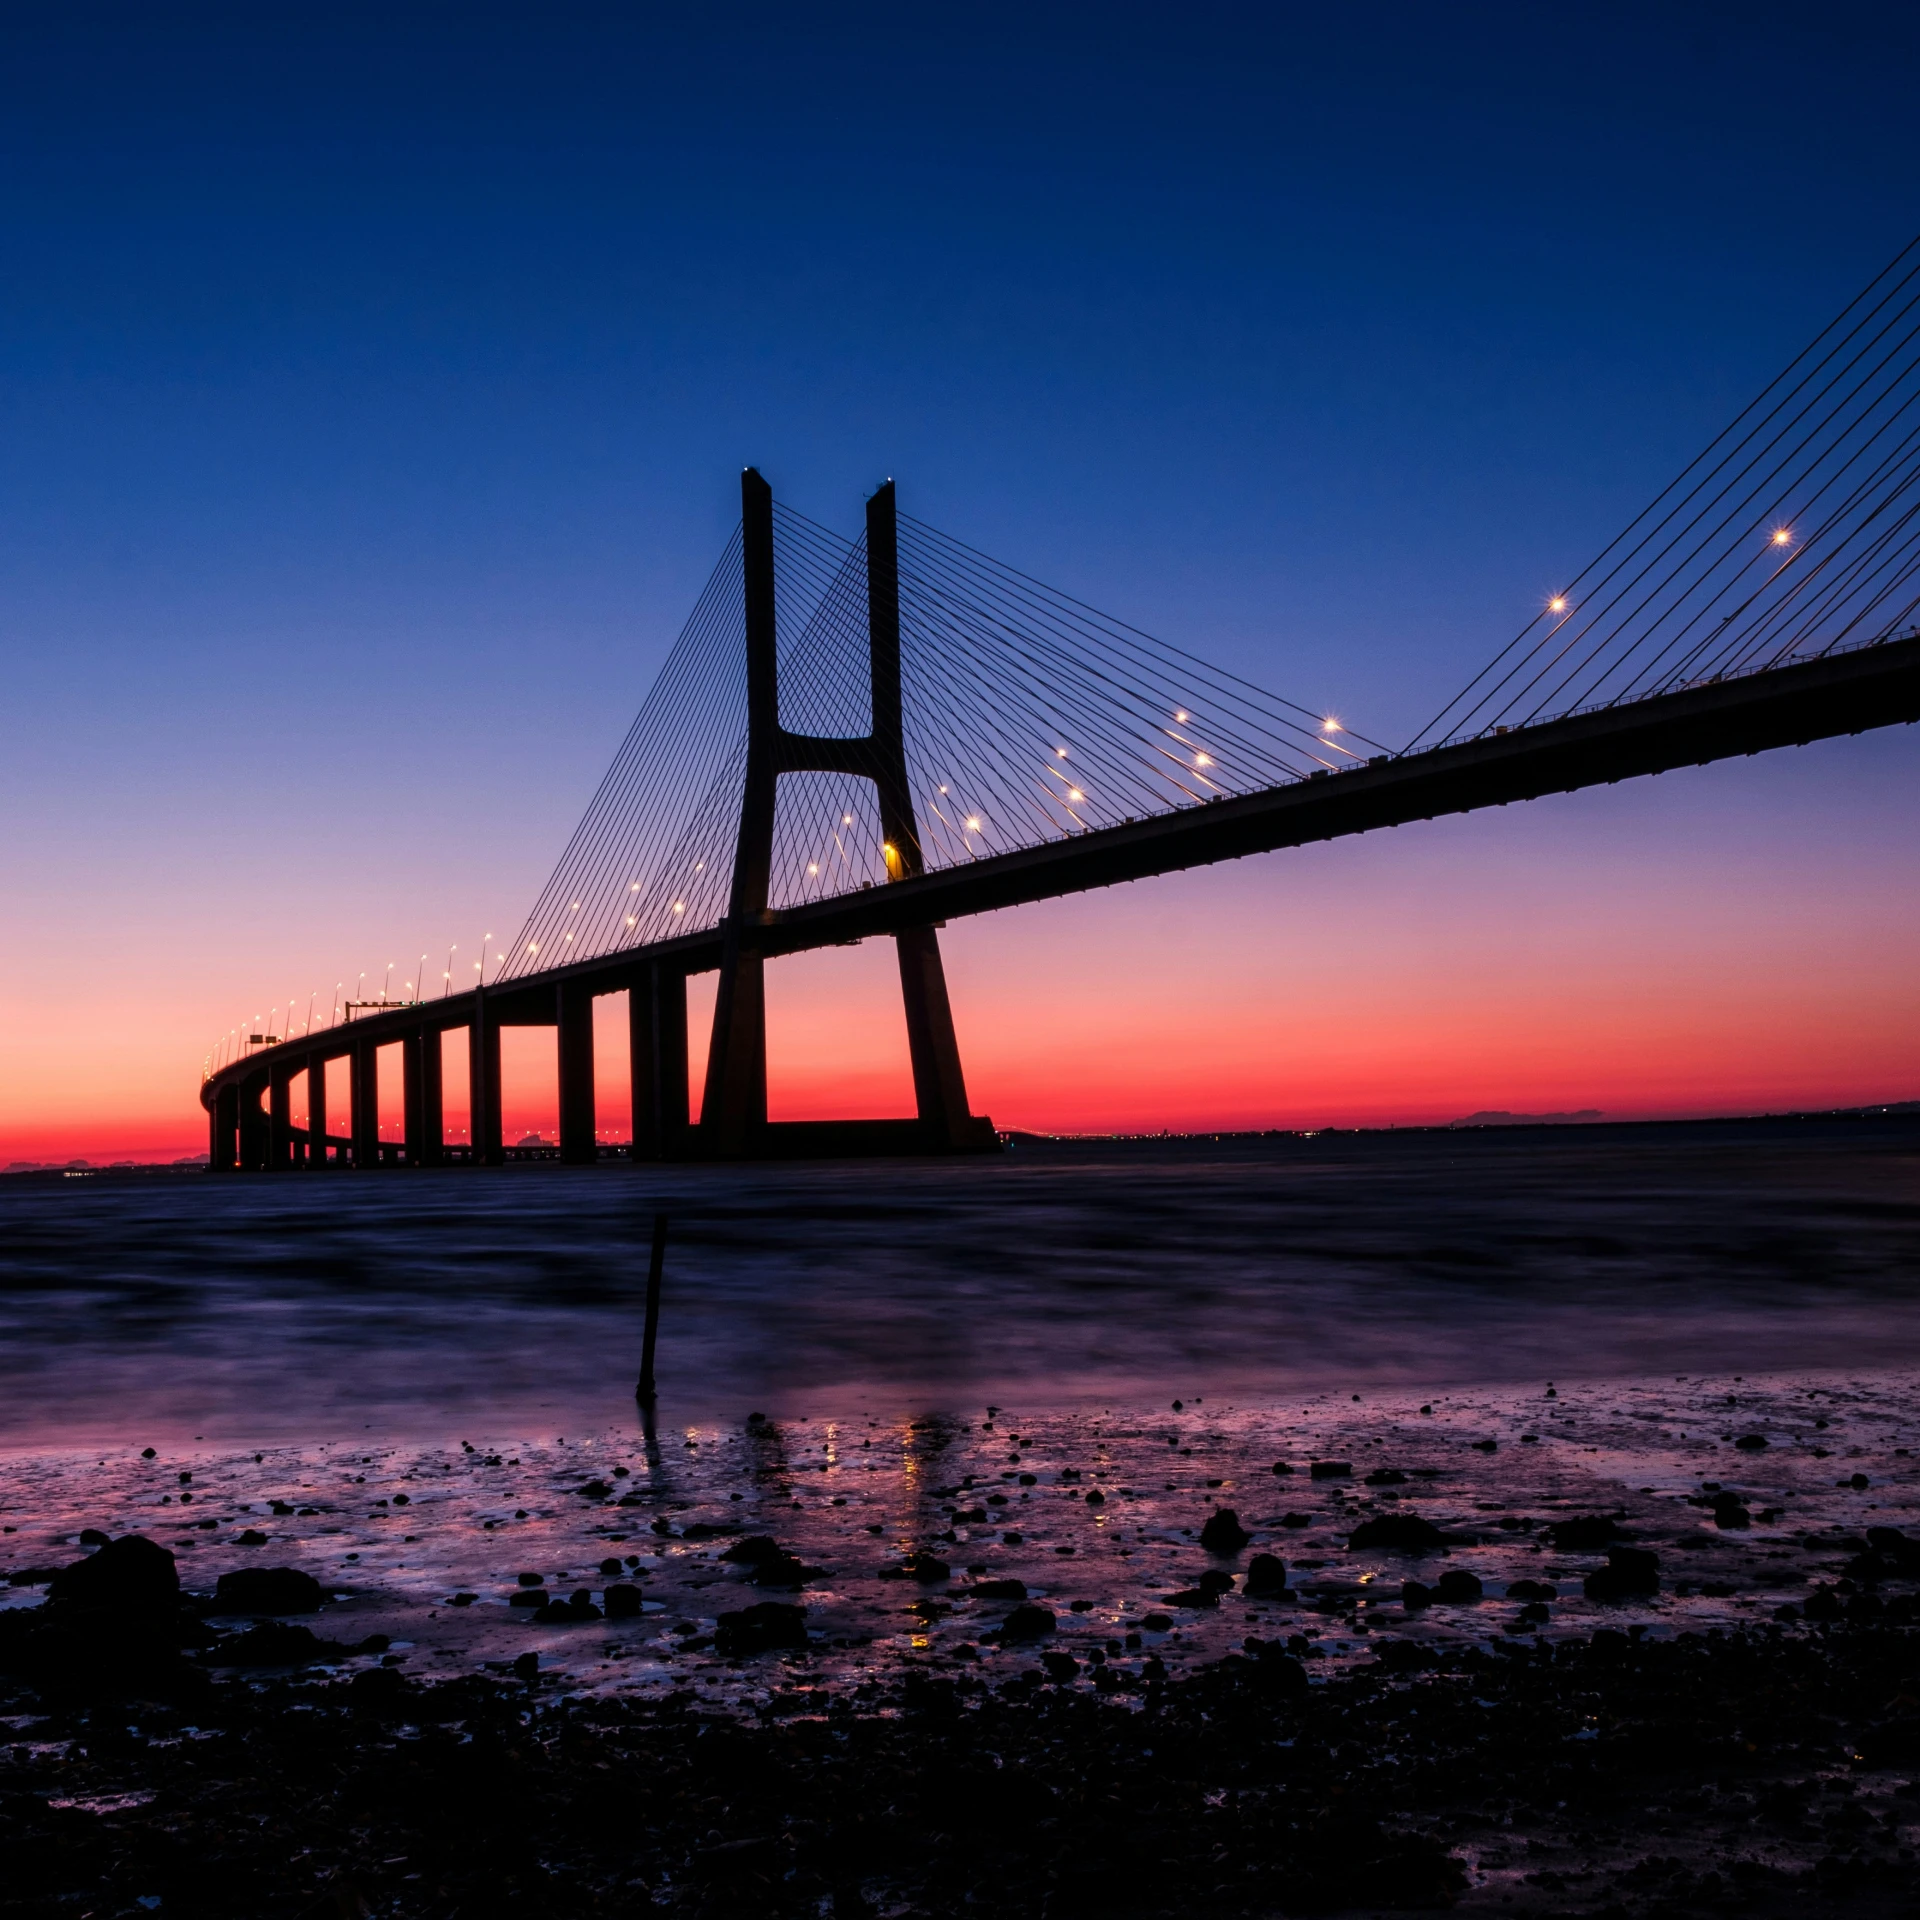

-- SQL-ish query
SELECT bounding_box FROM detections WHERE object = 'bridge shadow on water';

[4,1114,1919,1444]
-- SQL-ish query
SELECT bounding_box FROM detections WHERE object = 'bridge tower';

[698,470,994,1157]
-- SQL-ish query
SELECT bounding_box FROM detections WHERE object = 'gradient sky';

[5,2,1920,1161]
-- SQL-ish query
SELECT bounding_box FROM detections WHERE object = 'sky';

[4,1,1920,1161]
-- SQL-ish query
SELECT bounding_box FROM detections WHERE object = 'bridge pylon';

[695,469,995,1158]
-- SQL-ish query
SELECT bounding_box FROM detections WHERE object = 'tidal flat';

[4,1121,1920,1914]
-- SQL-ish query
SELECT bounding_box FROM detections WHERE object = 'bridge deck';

[203,632,1920,1099]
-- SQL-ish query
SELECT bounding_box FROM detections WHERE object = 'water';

[4,1119,1919,1704]
[3,1118,1918,1444]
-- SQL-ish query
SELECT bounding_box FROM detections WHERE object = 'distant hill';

[1449,1109,1603,1128]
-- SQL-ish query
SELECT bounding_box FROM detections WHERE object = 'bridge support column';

[630,964,688,1160]
[701,467,779,1155]
[557,984,597,1163]
[470,999,503,1166]
[351,1039,380,1169]
[211,1082,239,1170]
[238,1071,270,1170]
[418,1029,443,1166]
[896,926,974,1144]
[402,1030,428,1167]
[307,1053,329,1166]
[268,1060,294,1170]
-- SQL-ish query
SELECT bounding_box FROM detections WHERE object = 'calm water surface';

[4,1118,1918,1444]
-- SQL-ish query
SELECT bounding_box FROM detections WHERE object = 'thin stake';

[636,1211,667,1401]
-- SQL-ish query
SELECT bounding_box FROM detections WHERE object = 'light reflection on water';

[1,1119,1917,1444]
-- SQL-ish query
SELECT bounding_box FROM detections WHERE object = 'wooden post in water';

[636,1212,668,1401]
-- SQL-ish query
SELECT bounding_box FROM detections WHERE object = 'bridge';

[203,239,1920,1170]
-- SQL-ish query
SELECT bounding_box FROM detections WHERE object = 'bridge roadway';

[202,631,1920,1169]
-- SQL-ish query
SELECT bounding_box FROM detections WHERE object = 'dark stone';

[1196,1569,1235,1596]
[512,1651,539,1679]
[517,1571,546,1587]
[48,1536,178,1613]
[967,1578,1029,1600]
[1369,1637,1435,1673]
[604,1584,645,1619]
[1584,1546,1660,1601]
[347,1665,410,1704]
[1271,1461,1294,1475]
[1199,1508,1250,1553]
[1734,1434,1769,1451]
[878,1553,950,1585]
[719,1535,784,1565]
[1507,1579,1558,1601]
[1245,1552,1289,1594]
[1546,1514,1625,1551]
[1280,1512,1311,1529]
[1139,1612,1173,1632]
[1309,1461,1352,1479]
[212,1567,326,1615]
[77,1528,110,1547]
[1084,1490,1104,1506]
[1802,1584,1844,1622]
[714,1601,808,1655]
[574,1480,611,1499]
[235,1530,269,1547]
[999,1604,1057,1641]
[1039,1650,1079,1682]
[508,1590,546,1608]
[1363,1468,1407,1486]
[448,1592,478,1606]
[599,1557,623,1576]
[1433,1569,1483,1603]
[208,1621,333,1667]
[1165,1587,1221,1609]
[1471,1439,1498,1453]
[747,1554,816,1589]
[1711,1492,1751,1530]
[1401,1580,1433,1610]
[1348,1513,1445,1552]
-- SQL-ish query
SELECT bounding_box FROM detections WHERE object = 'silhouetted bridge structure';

[204,240,1920,1170]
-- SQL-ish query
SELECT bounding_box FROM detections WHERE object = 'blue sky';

[6,2,1920,1151]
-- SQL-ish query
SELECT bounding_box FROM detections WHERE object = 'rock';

[48,1536,179,1613]
[574,1480,612,1499]
[1401,1580,1433,1610]
[347,1665,410,1704]
[999,1603,1056,1641]
[211,1567,325,1614]
[1472,1439,1498,1453]
[1139,1611,1174,1632]
[1363,1468,1407,1486]
[1271,1461,1295,1475]
[747,1554,816,1589]
[1197,1569,1235,1596]
[1309,1461,1352,1479]
[1199,1508,1250,1553]
[967,1578,1028,1601]
[1802,1584,1843,1622]
[1369,1637,1435,1673]
[517,1571,546,1587]
[1280,1512,1311,1529]
[1711,1492,1751,1530]
[1245,1552,1289,1594]
[719,1535,784,1565]
[604,1584,645,1618]
[448,1592,478,1606]
[1348,1513,1445,1552]
[1433,1569,1483,1603]
[1734,1434,1769,1451]
[512,1651,539,1680]
[714,1602,808,1655]
[1507,1579,1558,1601]
[235,1530,269,1547]
[599,1557,624,1576]
[208,1621,333,1667]
[77,1528,110,1547]
[1546,1514,1624,1551]
[1039,1650,1079,1682]
[1584,1546,1660,1601]
[878,1553,950,1585]
[1165,1587,1221,1609]
[1084,1490,1105,1506]
[509,1590,546,1608]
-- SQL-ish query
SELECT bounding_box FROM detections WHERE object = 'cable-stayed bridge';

[204,239,1920,1169]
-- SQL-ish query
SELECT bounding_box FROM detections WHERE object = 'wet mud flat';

[4,1370,1920,1913]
